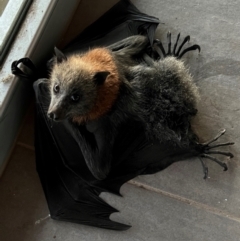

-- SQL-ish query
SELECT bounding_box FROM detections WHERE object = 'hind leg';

[108,35,149,55]
[153,33,234,179]
[109,35,150,68]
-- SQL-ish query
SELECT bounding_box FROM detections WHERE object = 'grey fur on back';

[107,35,200,145]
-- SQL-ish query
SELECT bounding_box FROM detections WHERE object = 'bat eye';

[70,94,80,102]
[53,84,60,93]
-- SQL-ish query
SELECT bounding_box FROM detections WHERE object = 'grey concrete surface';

[1,0,240,240]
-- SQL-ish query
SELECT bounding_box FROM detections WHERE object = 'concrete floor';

[1,0,240,240]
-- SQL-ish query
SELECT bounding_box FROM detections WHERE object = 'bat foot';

[198,129,234,178]
[153,32,200,59]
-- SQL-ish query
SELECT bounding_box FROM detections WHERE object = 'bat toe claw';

[197,129,234,177]
[153,32,200,60]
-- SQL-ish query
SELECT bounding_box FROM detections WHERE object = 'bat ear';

[93,71,110,85]
[54,46,67,63]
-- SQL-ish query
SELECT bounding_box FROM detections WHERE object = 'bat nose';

[47,111,60,121]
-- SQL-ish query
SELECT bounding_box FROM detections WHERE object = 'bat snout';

[47,106,66,122]
[47,111,61,121]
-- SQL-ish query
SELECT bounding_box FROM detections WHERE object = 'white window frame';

[0,0,81,176]
[0,0,33,64]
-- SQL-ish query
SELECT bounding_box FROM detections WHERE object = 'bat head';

[47,48,110,122]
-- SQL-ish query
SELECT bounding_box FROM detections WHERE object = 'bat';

[11,0,234,231]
